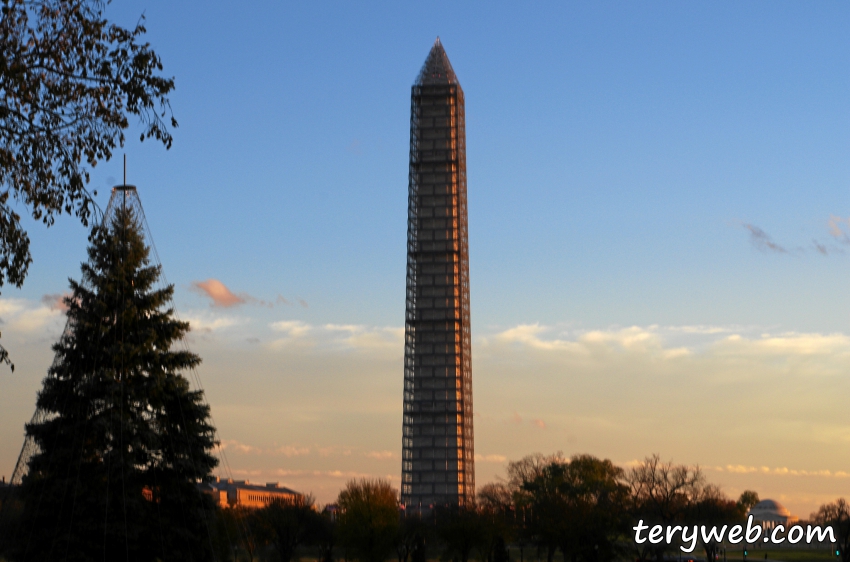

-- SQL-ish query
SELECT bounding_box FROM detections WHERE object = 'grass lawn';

[723,549,837,562]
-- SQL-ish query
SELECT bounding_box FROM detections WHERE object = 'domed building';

[747,499,799,530]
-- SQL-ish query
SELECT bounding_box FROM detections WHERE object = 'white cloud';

[713,332,850,358]
[184,312,244,333]
[219,440,311,457]
[273,469,391,480]
[475,454,507,463]
[0,299,26,317]
[669,325,736,335]
[708,465,850,478]
[0,297,64,335]
[483,323,850,374]
[219,439,263,454]
[161,319,850,513]
[269,320,312,340]
[365,450,397,460]
[267,321,403,352]
[274,445,311,457]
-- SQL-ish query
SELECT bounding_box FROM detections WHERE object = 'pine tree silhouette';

[12,202,218,561]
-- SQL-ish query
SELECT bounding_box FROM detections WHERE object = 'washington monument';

[401,39,474,507]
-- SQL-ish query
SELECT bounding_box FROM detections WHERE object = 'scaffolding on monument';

[402,38,474,508]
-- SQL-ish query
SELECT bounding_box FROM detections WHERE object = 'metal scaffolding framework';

[402,38,474,508]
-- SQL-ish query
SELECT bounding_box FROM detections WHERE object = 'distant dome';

[749,499,792,518]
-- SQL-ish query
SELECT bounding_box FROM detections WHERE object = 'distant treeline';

[205,453,850,562]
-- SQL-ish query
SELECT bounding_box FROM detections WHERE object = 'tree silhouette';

[0,0,177,300]
[337,479,399,562]
[255,495,322,562]
[812,498,850,562]
[11,204,217,561]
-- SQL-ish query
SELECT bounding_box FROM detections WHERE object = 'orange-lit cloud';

[190,279,300,309]
[191,279,246,307]
[365,450,396,460]
[274,445,311,457]
[41,293,71,312]
[475,454,507,463]
[708,465,850,478]
[219,440,312,457]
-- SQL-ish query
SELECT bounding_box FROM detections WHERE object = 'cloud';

[484,323,850,363]
[274,469,385,480]
[742,223,788,254]
[714,331,850,358]
[229,467,398,483]
[732,217,850,258]
[507,411,548,430]
[0,297,64,334]
[708,465,850,478]
[828,215,850,243]
[270,320,312,339]
[184,313,243,333]
[488,324,690,359]
[267,321,403,352]
[190,281,299,310]
[179,318,850,511]
[365,450,396,460]
[219,439,263,454]
[274,445,311,457]
[40,293,71,312]
[191,279,246,307]
[219,443,382,462]
[219,440,311,457]
[475,454,508,463]
[721,465,762,474]
[670,325,734,335]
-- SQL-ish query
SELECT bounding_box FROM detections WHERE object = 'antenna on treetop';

[123,154,127,210]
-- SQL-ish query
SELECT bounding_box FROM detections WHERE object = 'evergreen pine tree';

[12,203,218,561]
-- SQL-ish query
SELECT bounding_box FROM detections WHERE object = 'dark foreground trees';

[255,495,324,562]
[627,454,706,562]
[516,454,629,562]
[338,479,400,562]
[0,0,177,300]
[197,452,762,562]
[812,498,850,562]
[9,205,217,561]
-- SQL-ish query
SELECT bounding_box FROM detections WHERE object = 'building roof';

[749,499,792,518]
[206,478,300,496]
[415,38,459,86]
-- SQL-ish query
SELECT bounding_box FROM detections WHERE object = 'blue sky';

[2,2,850,514]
